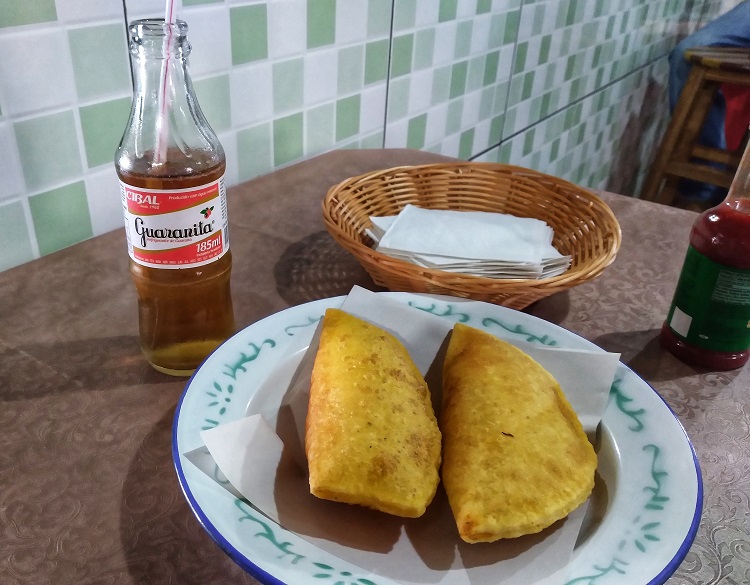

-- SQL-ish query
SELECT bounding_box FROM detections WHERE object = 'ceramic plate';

[173,292,702,585]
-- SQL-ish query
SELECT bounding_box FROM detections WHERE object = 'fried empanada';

[440,323,597,542]
[305,308,442,518]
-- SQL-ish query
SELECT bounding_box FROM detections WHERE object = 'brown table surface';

[1,149,748,585]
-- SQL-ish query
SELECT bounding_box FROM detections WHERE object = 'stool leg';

[641,66,708,203]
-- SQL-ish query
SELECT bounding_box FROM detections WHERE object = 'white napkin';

[370,205,571,279]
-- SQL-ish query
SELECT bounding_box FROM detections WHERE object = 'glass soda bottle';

[660,138,750,370]
[115,19,235,376]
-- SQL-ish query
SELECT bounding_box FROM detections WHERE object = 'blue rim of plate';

[172,292,703,585]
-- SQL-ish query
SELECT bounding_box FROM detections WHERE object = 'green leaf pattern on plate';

[199,300,669,585]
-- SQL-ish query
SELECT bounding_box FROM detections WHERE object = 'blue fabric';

[667,1,750,204]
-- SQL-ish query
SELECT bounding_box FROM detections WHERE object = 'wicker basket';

[322,162,621,309]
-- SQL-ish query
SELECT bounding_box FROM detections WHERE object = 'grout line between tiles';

[380,0,397,149]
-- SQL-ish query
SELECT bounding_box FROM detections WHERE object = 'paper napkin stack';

[366,205,571,279]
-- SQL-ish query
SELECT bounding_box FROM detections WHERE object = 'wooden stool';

[641,47,750,205]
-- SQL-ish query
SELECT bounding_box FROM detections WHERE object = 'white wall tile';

[359,85,386,134]
[230,63,273,127]
[303,50,338,107]
[470,14,492,54]
[123,0,174,21]
[0,29,77,117]
[185,6,231,76]
[425,102,448,146]
[432,22,457,66]
[336,0,368,45]
[85,166,123,236]
[218,130,239,187]
[267,0,306,60]
[414,0,440,27]
[407,69,432,115]
[56,0,123,23]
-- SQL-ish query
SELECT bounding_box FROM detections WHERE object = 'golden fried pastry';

[305,308,442,518]
[440,323,597,542]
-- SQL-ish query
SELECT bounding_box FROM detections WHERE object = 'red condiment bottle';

[660,141,750,370]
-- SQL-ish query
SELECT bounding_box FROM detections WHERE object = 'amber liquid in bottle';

[117,155,235,376]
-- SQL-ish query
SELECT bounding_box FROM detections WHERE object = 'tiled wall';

[0,0,735,272]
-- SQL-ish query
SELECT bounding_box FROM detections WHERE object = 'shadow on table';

[274,230,383,305]
[0,335,172,400]
[120,407,259,585]
[593,329,743,386]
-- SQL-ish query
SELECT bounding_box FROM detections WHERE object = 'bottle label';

[120,176,230,269]
[666,246,750,352]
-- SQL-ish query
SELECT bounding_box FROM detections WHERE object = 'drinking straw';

[155,0,177,164]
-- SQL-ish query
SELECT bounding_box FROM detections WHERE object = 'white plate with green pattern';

[173,292,702,585]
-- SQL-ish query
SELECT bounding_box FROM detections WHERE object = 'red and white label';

[120,176,230,269]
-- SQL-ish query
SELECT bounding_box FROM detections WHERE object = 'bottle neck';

[725,134,750,209]
[118,18,224,176]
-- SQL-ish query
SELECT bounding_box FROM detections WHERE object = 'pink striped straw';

[155,0,177,164]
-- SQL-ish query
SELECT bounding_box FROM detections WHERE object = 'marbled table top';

[1,149,747,585]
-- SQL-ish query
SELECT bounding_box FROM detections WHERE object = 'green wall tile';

[391,34,414,78]
[30,182,93,256]
[514,41,528,72]
[338,46,364,94]
[449,61,468,99]
[68,24,131,100]
[532,4,545,35]
[455,21,473,60]
[439,0,458,22]
[521,71,534,100]
[79,97,131,168]
[0,201,34,271]
[539,35,551,65]
[484,51,499,86]
[523,128,535,156]
[273,113,303,166]
[0,0,56,28]
[273,59,304,113]
[488,14,504,49]
[476,0,492,15]
[431,66,451,105]
[368,0,391,37]
[308,0,336,49]
[231,5,268,65]
[193,74,231,133]
[306,103,335,152]
[365,39,389,84]
[237,123,272,181]
[407,114,426,149]
[489,114,504,143]
[336,95,361,141]
[360,132,383,149]
[394,0,417,30]
[15,112,82,191]
[503,10,520,44]
[388,78,410,121]
[467,56,484,93]
[459,128,474,159]
[498,142,512,163]
[414,29,435,70]
[550,137,560,162]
